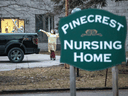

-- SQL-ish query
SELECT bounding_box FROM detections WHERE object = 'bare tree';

[0,0,55,17]
[51,0,128,14]
[0,0,56,33]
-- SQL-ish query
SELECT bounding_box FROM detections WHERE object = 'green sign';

[59,9,127,71]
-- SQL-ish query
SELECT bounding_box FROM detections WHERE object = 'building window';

[0,18,24,33]
[35,14,54,43]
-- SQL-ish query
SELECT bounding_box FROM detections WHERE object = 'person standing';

[39,29,59,60]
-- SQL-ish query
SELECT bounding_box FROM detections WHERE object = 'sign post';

[69,8,82,96]
[70,65,76,96]
[112,66,119,96]
[65,1,76,94]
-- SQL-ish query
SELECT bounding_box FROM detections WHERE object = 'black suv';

[0,33,40,63]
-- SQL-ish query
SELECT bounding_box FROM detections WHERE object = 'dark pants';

[50,50,55,58]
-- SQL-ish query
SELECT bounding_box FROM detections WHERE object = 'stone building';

[102,0,128,51]
[0,0,57,51]
[0,0,128,51]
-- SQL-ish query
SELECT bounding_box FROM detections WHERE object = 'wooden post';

[64,0,69,69]
[105,69,108,87]
[112,66,119,96]
[77,68,79,77]
[65,0,68,16]
[64,64,70,69]
[70,65,76,96]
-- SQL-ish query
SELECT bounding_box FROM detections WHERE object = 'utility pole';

[70,65,76,96]
[65,0,68,16]
[64,0,70,69]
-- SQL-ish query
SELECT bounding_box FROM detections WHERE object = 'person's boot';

[53,58,56,60]
[50,55,52,60]
[50,51,52,60]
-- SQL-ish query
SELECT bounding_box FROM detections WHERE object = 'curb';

[0,87,128,94]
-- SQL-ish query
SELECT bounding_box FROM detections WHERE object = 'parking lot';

[0,54,61,71]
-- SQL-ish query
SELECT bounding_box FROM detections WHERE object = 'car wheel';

[8,47,24,63]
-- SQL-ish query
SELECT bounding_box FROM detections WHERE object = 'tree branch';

[0,3,50,11]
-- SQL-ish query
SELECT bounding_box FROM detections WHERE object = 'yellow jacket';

[39,29,59,52]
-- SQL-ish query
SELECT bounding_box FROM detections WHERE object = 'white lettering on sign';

[109,19,116,28]
[74,52,83,62]
[64,40,73,49]
[94,54,102,62]
[95,15,102,23]
[104,54,112,62]
[87,15,94,23]
[64,40,122,63]
[61,24,69,34]
[117,22,124,31]
[64,40,122,50]
[74,52,112,62]
[61,15,124,34]
[80,16,87,24]
[73,18,81,27]
[102,16,110,25]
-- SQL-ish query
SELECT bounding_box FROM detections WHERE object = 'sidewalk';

[1,89,128,96]
[0,54,61,71]
[0,52,128,71]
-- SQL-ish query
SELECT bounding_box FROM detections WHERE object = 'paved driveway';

[0,54,61,71]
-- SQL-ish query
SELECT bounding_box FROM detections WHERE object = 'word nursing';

[64,40,122,62]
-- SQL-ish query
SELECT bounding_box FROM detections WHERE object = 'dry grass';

[0,64,128,91]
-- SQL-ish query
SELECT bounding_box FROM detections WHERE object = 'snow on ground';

[0,54,62,71]
[1,54,128,72]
